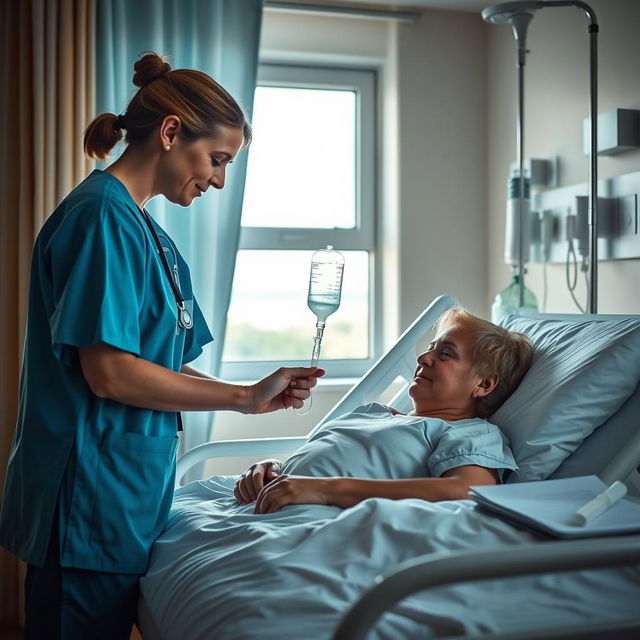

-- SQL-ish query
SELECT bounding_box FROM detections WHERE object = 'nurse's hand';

[234,459,282,503]
[247,367,324,414]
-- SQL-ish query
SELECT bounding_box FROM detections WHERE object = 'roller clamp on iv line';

[295,246,345,416]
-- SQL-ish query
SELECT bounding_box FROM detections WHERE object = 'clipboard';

[469,475,640,539]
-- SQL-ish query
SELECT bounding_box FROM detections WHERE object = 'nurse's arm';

[78,342,320,413]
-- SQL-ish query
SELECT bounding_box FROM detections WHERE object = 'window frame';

[220,63,378,380]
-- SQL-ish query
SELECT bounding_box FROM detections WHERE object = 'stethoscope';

[138,207,193,331]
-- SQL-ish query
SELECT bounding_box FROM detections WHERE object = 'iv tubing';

[294,321,325,416]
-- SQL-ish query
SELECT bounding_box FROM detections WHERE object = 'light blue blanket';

[140,476,640,640]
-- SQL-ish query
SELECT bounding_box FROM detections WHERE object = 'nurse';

[0,52,323,639]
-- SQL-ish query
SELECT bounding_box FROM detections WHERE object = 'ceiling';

[271,0,491,14]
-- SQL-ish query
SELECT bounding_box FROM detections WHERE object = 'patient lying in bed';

[140,308,640,640]
[235,307,533,514]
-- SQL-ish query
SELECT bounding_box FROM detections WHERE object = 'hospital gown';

[283,402,518,481]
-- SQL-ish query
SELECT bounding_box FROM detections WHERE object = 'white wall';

[396,9,488,327]
[486,0,640,314]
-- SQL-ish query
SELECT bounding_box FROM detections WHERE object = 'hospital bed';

[138,295,640,639]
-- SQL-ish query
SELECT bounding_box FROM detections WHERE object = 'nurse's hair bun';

[84,50,252,161]
[132,52,172,87]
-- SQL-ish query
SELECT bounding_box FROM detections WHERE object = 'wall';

[206,7,489,474]
[486,0,640,314]
[397,9,488,328]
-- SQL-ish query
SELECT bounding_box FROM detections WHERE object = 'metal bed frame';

[333,536,640,639]
[173,294,640,639]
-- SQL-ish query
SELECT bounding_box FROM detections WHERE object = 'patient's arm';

[253,465,498,514]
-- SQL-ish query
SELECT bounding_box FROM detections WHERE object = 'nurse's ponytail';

[83,52,251,161]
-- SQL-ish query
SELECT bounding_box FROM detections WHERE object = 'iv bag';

[307,246,344,322]
[295,246,345,415]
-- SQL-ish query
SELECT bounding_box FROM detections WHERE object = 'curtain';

[0,0,96,628]
[95,0,263,455]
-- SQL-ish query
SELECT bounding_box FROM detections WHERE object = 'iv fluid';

[308,296,340,321]
[307,246,344,322]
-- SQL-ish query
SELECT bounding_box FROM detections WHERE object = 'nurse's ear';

[159,115,182,151]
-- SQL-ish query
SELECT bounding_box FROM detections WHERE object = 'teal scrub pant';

[24,511,141,640]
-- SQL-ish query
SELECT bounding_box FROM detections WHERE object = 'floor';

[0,626,142,639]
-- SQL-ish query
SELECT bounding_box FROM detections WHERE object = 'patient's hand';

[254,476,333,514]
[234,459,282,504]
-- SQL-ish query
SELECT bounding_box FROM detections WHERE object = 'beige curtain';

[0,0,95,629]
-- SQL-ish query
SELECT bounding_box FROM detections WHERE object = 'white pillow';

[491,313,640,482]
[549,380,640,479]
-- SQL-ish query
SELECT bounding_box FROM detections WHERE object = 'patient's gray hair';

[434,307,533,418]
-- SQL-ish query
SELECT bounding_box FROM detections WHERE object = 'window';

[221,64,377,379]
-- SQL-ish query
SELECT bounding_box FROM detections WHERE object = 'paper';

[469,475,640,538]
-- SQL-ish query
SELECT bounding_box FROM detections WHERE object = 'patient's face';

[409,324,484,418]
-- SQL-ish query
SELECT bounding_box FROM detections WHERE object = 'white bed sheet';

[139,476,640,640]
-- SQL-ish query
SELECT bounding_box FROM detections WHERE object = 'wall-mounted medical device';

[524,169,640,264]
[510,157,558,188]
[583,108,640,156]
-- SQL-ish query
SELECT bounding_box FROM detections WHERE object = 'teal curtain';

[96,0,262,453]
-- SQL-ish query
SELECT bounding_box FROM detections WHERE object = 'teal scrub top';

[0,170,213,573]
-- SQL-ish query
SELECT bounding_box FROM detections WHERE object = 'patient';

[234,307,533,514]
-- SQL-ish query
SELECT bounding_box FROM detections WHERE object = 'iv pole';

[514,12,531,308]
[483,1,599,313]
[547,1,599,313]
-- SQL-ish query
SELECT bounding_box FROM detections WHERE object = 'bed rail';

[175,436,307,488]
[333,535,640,640]
[308,294,458,436]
